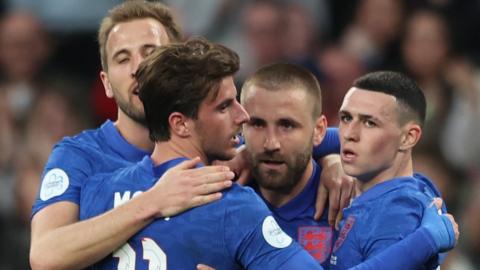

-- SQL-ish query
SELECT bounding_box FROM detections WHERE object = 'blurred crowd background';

[0,0,479,269]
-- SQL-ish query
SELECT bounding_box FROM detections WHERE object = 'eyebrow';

[111,44,159,60]
[215,98,234,109]
[339,110,382,123]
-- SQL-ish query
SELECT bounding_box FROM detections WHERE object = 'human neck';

[150,136,208,166]
[259,159,314,208]
[114,112,153,152]
[358,154,413,192]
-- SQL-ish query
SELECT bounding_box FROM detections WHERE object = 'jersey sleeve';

[223,186,323,270]
[312,127,340,160]
[31,141,95,217]
[350,227,437,270]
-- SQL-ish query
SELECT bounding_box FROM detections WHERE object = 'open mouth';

[341,149,356,162]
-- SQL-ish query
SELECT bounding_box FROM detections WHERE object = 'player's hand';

[421,198,459,252]
[315,154,356,229]
[197,264,215,270]
[212,145,252,185]
[147,157,234,217]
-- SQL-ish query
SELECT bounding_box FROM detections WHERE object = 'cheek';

[368,134,399,158]
[286,138,311,160]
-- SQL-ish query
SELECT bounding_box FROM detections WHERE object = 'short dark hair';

[352,71,426,126]
[137,38,239,142]
[241,63,322,117]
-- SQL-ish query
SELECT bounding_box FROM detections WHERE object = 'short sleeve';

[31,142,95,217]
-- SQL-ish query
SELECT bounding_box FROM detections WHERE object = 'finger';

[190,193,223,208]
[197,264,215,270]
[314,184,328,220]
[196,179,233,195]
[186,165,232,178]
[169,157,202,171]
[339,177,354,212]
[432,197,443,210]
[328,186,340,226]
[445,214,459,242]
[334,210,343,230]
[352,177,362,198]
[192,171,235,186]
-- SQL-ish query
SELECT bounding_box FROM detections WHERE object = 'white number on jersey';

[113,238,167,270]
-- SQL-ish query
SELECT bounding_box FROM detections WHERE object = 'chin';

[210,149,236,162]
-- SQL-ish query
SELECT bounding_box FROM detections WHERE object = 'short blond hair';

[98,0,182,71]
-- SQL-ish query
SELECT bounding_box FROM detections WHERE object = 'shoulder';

[54,126,105,154]
[223,184,266,207]
[220,184,272,223]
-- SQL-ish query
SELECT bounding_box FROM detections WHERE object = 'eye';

[339,113,352,123]
[364,120,377,128]
[248,118,265,128]
[218,101,231,112]
[144,46,156,57]
[115,56,129,64]
[279,120,295,130]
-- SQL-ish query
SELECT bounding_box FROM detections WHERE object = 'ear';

[313,115,328,146]
[399,122,422,152]
[100,71,114,98]
[168,112,191,138]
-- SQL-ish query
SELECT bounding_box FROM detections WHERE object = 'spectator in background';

[239,0,285,81]
[282,3,323,79]
[441,57,480,170]
[0,11,53,126]
[400,8,453,152]
[317,46,365,126]
[340,0,405,71]
[0,11,54,269]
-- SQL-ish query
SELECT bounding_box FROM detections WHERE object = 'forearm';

[30,193,157,270]
[349,228,436,270]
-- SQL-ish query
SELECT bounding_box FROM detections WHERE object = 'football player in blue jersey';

[30,2,353,269]
[79,38,325,269]
[240,63,334,268]
[330,71,458,269]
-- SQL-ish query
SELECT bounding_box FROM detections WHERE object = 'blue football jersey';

[80,157,323,270]
[330,174,442,270]
[256,160,333,268]
[32,120,150,217]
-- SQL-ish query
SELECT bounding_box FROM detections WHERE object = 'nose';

[234,101,250,125]
[340,121,360,142]
[130,54,142,78]
[263,128,280,152]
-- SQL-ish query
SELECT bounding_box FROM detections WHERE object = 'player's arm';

[349,199,458,270]
[30,157,234,270]
[315,154,355,227]
[312,127,356,227]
